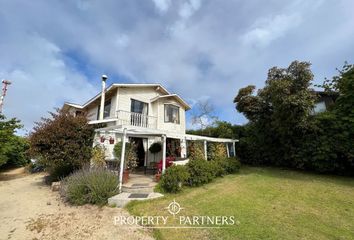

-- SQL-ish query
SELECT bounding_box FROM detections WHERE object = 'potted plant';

[149,142,162,163]
[155,170,162,182]
[123,169,129,183]
[113,141,138,183]
[91,145,106,168]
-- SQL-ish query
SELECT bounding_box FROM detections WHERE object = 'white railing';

[116,110,157,129]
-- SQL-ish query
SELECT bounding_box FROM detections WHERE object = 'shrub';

[113,141,123,159]
[113,141,138,169]
[159,165,190,193]
[217,157,241,174]
[25,159,45,173]
[4,136,30,167]
[0,114,30,168]
[29,109,94,181]
[60,168,118,206]
[186,159,215,186]
[209,160,226,177]
[187,141,205,160]
[207,142,227,161]
[91,145,106,168]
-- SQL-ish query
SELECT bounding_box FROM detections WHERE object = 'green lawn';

[126,166,354,240]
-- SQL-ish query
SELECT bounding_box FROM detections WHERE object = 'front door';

[130,137,146,167]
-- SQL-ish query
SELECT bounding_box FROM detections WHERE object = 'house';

[312,91,338,114]
[63,76,237,191]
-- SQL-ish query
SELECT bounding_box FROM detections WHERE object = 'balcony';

[89,110,157,129]
[116,110,157,129]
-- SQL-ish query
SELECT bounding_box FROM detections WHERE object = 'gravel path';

[0,168,154,240]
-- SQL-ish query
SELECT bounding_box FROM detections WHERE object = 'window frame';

[164,104,180,124]
[130,98,149,115]
[96,99,112,120]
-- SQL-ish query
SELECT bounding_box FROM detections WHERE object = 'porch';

[94,126,238,193]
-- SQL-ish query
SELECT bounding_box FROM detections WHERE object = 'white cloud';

[241,14,302,47]
[1,0,354,132]
[115,34,130,48]
[179,0,202,19]
[0,33,97,133]
[152,0,171,13]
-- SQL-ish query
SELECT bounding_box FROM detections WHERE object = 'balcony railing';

[116,110,157,129]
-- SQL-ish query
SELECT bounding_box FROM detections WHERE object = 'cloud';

[0,0,354,132]
[0,31,97,133]
[152,0,171,13]
[241,13,302,47]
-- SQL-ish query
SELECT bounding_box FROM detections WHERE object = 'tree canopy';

[29,109,94,180]
[0,114,29,167]
[234,61,354,175]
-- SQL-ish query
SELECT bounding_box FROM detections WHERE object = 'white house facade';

[63,76,237,191]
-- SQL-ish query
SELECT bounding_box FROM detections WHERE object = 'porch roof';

[95,126,238,143]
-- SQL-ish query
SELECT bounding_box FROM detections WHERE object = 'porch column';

[232,141,236,157]
[118,128,127,193]
[204,140,207,160]
[162,135,167,173]
[226,143,230,158]
[185,137,188,158]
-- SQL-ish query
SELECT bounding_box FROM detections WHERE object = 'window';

[75,110,82,117]
[131,99,148,115]
[96,100,111,119]
[164,104,180,124]
[130,99,149,127]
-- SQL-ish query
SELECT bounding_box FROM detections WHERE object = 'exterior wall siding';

[157,99,186,134]
[70,85,189,163]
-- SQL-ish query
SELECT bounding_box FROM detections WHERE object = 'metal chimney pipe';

[99,75,108,120]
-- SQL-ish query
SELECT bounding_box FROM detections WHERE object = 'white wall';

[86,105,98,120]
[116,86,162,116]
[156,98,186,134]
[68,86,188,134]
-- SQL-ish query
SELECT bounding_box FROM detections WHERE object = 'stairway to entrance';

[108,172,163,208]
[122,173,157,193]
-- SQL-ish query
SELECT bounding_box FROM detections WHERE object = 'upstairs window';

[131,99,148,115]
[97,100,111,119]
[164,104,180,124]
[75,110,82,117]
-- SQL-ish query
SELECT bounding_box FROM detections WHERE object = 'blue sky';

[0,0,354,133]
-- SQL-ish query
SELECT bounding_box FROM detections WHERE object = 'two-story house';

[63,76,237,183]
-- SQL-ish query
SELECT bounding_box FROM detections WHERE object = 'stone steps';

[108,173,162,208]
[108,192,164,208]
[121,185,155,193]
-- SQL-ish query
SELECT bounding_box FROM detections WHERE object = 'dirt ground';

[0,168,154,240]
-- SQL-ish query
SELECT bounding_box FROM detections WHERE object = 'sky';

[0,0,353,134]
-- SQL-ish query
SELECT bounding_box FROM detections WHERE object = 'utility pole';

[0,79,12,113]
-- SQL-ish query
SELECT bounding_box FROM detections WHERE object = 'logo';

[114,198,238,228]
[165,199,183,217]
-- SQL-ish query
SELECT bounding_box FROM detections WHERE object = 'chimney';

[99,75,108,120]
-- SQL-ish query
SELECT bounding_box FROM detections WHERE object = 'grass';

[126,166,354,240]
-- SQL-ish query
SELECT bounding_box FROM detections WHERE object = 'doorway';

[130,137,146,168]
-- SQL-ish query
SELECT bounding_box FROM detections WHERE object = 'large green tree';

[234,61,316,166]
[0,114,29,167]
[234,61,354,175]
[297,63,354,173]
